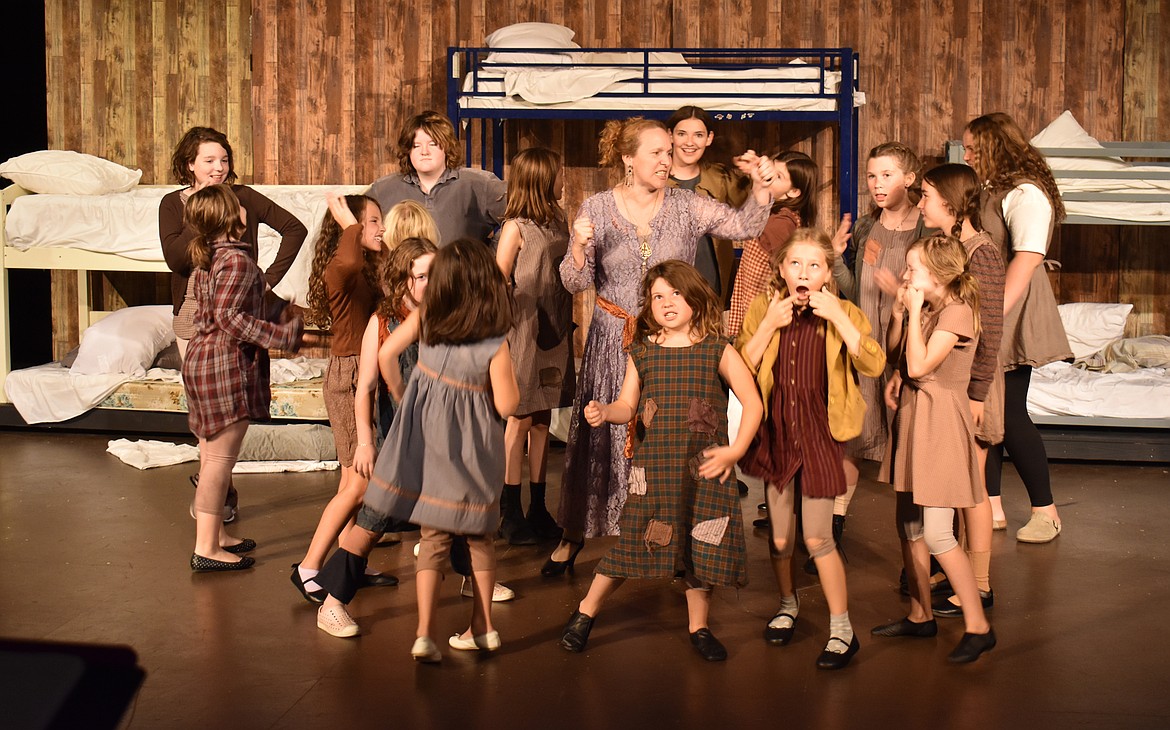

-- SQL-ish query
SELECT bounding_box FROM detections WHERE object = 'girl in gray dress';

[315,239,519,665]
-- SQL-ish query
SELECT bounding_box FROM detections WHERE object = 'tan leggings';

[765,480,837,559]
[416,526,496,575]
[194,420,248,516]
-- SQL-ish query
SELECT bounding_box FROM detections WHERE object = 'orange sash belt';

[596,296,637,350]
[595,295,638,458]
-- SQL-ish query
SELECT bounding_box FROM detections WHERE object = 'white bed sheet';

[3,357,328,424]
[1027,361,1170,419]
[461,65,864,110]
[4,184,365,307]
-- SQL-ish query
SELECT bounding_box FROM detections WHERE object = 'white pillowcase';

[71,305,175,377]
[0,150,142,195]
[1031,111,1126,172]
[1057,302,1133,359]
[485,50,577,65]
[485,22,576,48]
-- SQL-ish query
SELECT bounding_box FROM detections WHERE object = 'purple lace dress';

[558,187,769,537]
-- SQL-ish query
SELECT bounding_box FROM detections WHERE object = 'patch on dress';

[642,397,659,426]
[538,367,563,387]
[692,516,729,546]
[628,465,647,495]
[687,398,718,434]
[643,518,673,549]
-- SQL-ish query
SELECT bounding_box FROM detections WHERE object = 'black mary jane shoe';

[223,538,257,555]
[190,553,254,572]
[362,572,400,588]
[290,562,327,604]
[947,628,997,664]
[763,612,798,646]
[932,589,994,618]
[560,610,595,652]
[541,540,585,577]
[870,617,938,638]
[815,635,860,670]
[690,628,728,661]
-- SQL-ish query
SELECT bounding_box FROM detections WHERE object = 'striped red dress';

[182,240,302,438]
[740,306,846,497]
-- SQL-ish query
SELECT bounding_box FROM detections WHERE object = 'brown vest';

[980,184,1072,369]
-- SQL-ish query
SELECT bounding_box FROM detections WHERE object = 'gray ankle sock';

[828,611,854,650]
[769,594,800,629]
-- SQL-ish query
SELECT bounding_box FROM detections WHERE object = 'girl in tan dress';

[876,235,995,663]
[495,147,576,545]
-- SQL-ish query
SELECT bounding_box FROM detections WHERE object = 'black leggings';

[984,366,1053,507]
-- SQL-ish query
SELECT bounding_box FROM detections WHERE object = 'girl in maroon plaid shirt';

[183,185,303,572]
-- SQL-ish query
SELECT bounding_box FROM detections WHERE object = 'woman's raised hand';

[572,215,595,254]
[583,399,607,427]
[325,189,358,229]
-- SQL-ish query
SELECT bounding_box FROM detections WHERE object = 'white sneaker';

[317,604,359,638]
[411,636,442,663]
[448,629,502,651]
[460,577,515,602]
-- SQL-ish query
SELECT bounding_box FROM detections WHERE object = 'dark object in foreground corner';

[0,638,145,730]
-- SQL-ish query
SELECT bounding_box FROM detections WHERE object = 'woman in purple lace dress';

[542,117,775,575]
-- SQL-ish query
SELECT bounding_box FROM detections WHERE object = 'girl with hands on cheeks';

[735,227,885,671]
[560,261,762,662]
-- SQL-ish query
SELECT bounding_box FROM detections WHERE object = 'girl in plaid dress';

[183,185,303,572]
[736,228,885,670]
[559,261,763,662]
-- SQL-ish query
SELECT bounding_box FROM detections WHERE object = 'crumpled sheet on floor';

[106,438,338,472]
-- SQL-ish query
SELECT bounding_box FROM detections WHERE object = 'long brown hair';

[170,127,238,186]
[773,151,818,227]
[307,195,381,328]
[964,112,1066,222]
[766,227,837,296]
[395,110,462,173]
[503,147,565,228]
[634,260,724,343]
[421,239,513,346]
[184,185,245,269]
[910,234,982,336]
[921,163,983,237]
[377,237,438,322]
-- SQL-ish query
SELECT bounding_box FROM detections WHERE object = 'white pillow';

[0,150,142,195]
[485,22,576,48]
[1031,111,1127,172]
[1057,302,1133,359]
[71,305,175,377]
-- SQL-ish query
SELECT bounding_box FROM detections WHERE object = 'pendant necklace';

[619,187,663,268]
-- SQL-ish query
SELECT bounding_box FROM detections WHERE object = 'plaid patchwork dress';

[182,240,302,439]
[595,337,748,588]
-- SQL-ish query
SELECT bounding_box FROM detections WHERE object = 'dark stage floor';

[1,430,1167,729]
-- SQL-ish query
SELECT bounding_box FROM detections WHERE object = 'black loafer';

[947,628,997,663]
[932,589,994,617]
[560,610,595,653]
[190,553,254,572]
[763,612,797,646]
[816,635,860,670]
[290,562,327,604]
[690,628,728,661]
[871,617,938,638]
[224,538,256,555]
[362,572,400,587]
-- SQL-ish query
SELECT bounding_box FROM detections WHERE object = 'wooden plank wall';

[40,0,1170,355]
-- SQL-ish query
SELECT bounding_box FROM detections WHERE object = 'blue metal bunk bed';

[446,46,863,220]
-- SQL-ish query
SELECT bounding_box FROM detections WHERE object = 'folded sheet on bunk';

[463,63,864,110]
[1027,361,1170,419]
[3,184,364,307]
[106,438,339,472]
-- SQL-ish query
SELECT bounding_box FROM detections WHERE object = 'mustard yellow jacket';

[735,289,886,442]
